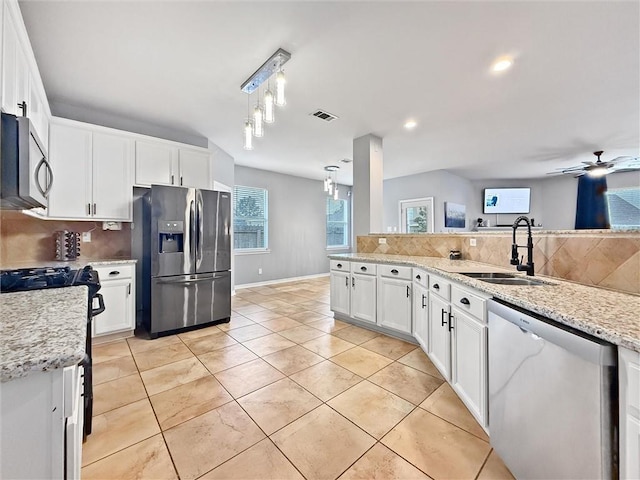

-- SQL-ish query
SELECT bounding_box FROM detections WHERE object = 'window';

[326,197,349,248]
[399,197,434,233]
[606,187,640,229]
[233,186,268,250]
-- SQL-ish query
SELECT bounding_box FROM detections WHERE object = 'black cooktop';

[0,265,100,293]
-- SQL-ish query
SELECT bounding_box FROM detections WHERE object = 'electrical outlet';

[82,232,91,242]
[258,268,263,275]
[102,221,122,231]
[470,238,477,247]
[378,238,387,244]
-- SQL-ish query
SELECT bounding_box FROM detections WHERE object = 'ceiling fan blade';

[581,161,597,166]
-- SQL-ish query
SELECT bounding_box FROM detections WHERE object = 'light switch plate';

[82,232,91,242]
[378,238,387,244]
[470,238,477,247]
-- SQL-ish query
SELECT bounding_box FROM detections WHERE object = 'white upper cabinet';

[179,149,211,189]
[135,140,211,189]
[48,120,133,221]
[135,141,178,187]
[1,0,50,146]
[48,123,92,219]
[92,133,134,220]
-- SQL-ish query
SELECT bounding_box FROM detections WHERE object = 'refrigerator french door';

[135,185,231,337]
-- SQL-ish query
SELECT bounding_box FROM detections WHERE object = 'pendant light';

[243,94,253,150]
[264,80,275,124]
[253,86,264,137]
[323,165,339,198]
[275,70,286,106]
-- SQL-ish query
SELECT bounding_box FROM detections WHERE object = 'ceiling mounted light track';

[240,48,291,149]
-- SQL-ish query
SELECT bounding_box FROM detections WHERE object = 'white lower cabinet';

[619,347,640,480]
[351,272,377,323]
[451,307,487,426]
[377,265,412,334]
[428,292,451,380]
[0,364,82,479]
[92,264,135,336]
[329,269,350,316]
[412,269,429,351]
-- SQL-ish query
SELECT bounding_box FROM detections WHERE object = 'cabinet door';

[330,271,350,316]
[428,294,451,380]
[378,276,412,333]
[28,73,48,148]
[94,278,134,335]
[413,282,429,352]
[1,10,19,115]
[179,149,211,189]
[135,140,178,187]
[47,123,92,218]
[351,273,376,324]
[92,132,133,220]
[451,307,487,427]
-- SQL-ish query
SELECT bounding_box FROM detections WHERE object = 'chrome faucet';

[510,216,535,276]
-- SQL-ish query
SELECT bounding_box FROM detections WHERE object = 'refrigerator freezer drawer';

[150,271,231,335]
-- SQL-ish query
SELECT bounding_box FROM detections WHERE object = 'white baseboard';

[236,272,329,290]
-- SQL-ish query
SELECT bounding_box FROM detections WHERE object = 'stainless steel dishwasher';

[488,299,618,480]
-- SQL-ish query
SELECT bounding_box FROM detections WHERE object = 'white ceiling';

[19,1,640,186]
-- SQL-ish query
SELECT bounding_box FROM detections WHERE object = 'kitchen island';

[328,252,640,479]
[328,252,640,352]
[0,286,88,479]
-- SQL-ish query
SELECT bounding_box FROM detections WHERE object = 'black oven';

[0,265,103,440]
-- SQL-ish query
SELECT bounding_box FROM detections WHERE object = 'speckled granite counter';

[0,286,88,382]
[329,253,640,353]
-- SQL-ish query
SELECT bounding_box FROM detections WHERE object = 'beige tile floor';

[85,277,515,480]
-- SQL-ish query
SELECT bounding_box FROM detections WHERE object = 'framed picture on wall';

[444,202,466,228]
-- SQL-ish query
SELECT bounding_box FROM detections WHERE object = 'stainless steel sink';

[461,272,551,286]
[461,272,518,279]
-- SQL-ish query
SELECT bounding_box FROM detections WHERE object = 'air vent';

[310,110,338,122]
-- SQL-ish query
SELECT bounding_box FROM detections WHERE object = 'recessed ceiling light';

[491,56,514,73]
[404,120,417,129]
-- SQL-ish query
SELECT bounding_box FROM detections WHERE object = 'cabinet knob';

[391,269,399,275]
[415,274,421,280]
[433,283,440,290]
[337,263,342,268]
[360,266,367,272]
[421,294,427,308]
[448,312,455,331]
[109,271,120,276]
[406,285,410,298]
[441,308,447,327]
[460,297,470,305]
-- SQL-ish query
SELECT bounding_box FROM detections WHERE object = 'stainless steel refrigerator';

[132,185,231,338]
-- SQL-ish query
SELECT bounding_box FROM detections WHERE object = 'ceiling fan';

[547,151,640,178]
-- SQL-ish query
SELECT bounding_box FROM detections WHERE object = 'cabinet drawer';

[330,260,349,272]
[93,264,134,282]
[351,262,376,276]
[429,274,451,301]
[413,268,428,288]
[451,284,487,323]
[378,264,412,280]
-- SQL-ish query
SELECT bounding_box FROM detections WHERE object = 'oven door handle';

[91,293,105,316]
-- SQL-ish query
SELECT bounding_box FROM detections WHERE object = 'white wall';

[234,166,351,286]
[383,170,475,233]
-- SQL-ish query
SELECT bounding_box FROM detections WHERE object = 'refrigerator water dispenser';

[158,221,184,254]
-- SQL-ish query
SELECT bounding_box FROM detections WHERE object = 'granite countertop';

[329,253,640,353]
[0,286,88,382]
[0,258,137,270]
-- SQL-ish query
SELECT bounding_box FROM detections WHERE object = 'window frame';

[399,197,435,233]
[233,185,269,253]
[326,197,350,249]
[605,187,640,230]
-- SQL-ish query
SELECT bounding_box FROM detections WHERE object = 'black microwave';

[0,112,52,210]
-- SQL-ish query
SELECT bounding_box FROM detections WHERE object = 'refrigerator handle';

[189,199,196,262]
[196,191,203,265]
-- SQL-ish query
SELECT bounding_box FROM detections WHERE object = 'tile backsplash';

[358,232,640,295]
[0,211,131,266]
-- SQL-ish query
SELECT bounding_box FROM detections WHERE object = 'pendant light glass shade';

[275,70,286,106]
[253,104,264,137]
[243,120,253,150]
[333,185,339,201]
[264,89,275,123]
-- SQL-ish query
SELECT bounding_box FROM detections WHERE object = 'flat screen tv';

[483,188,531,214]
